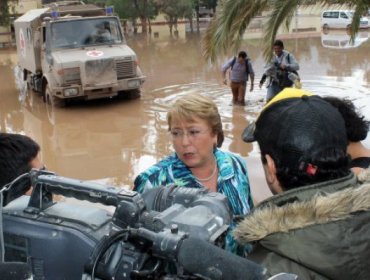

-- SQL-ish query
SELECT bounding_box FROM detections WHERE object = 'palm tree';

[203,0,370,62]
[0,0,11,26]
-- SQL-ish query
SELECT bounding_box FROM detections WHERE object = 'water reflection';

[0,64,24,132]
[1,28,370,202]
[21,97,152,188]
[321,29,369,49]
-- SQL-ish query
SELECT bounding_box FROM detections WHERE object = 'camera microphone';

[177,237,267,280]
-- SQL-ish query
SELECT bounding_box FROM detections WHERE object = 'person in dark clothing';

[259,40,300,102]
[0,133,43,206]
[323,96,370,175]
[0,133,41,279]
[238,88,370,279]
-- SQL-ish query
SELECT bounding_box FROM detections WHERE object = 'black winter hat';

[242,88,347,171]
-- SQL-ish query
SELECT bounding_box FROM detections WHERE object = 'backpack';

[276,53,299,88]
[230,56,250,76]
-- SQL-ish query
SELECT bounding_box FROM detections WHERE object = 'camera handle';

[25,169,138,214]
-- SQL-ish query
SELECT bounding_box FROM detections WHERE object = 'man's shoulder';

[226,56,236,64]
[283,50,295,59]
[234,173,360,241]
[258,172,357,208]
[221,57,235,70]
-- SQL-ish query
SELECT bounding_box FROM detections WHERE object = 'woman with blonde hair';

[134,93,253,255]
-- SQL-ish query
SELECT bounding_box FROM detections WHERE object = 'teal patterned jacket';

[133,148,254,255]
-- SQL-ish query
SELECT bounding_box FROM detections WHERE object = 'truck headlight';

[63,88,79,97]
[128,79,140,88]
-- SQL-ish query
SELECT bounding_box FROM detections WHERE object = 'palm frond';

[348,0,369,43]
[262,0,300,60]
[203,0,369,63]
[202,0,269,62]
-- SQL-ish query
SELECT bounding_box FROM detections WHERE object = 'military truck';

[14,2,145,106]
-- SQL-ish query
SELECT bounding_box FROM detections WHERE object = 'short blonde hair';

[167,94,224,147]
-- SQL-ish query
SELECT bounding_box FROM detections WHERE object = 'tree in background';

[105,0,140,33]
[191,0,218,32]
[1,0,17,47]
[109,0,132,31]
[0,0,10,26]
[86,0,158,34]
[86,0,220,35]
[131,0,158,33]
[202,0,218,13]
[154,0,193,34]
[186,0,206,33]
[203,0,370,62]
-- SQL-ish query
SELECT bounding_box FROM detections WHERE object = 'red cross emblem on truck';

[19,29,26,57]
[86,50,104,57]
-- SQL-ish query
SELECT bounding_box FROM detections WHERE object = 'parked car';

[321,10,369,29]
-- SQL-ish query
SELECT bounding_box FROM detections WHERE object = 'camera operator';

[0,133,42,280]
[0,133,44,206]
[260,40,300,103]
[237,88,370,279]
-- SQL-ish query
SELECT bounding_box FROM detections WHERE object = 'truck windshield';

[51,17,123,49]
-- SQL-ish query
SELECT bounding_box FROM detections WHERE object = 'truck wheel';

[129,89,141,99]
[118,89,141,100]
[45,84,66,107]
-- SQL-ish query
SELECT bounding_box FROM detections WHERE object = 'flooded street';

[1,26,370,203]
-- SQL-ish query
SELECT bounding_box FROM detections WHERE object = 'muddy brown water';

[1,28,370,203]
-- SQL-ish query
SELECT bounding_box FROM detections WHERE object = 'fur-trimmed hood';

[357,167,370,183]
[235,170,370,244]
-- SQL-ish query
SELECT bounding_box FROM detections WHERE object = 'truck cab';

[14,3,145,106]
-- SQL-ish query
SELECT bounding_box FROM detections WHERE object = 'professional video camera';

[1,169,271,280]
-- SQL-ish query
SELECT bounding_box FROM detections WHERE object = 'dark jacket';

[234,170,370,280]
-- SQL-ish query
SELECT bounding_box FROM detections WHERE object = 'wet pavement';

[1,27,370,203]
